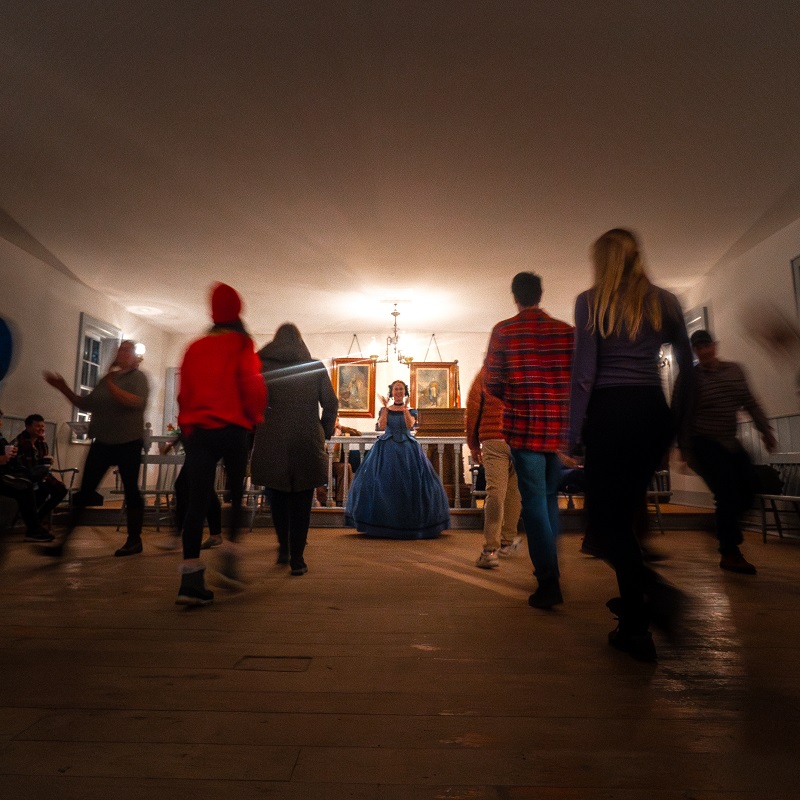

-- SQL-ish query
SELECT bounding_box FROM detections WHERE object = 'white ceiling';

[2,1,800,338]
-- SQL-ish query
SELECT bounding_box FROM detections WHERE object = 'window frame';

[71,313,122,442]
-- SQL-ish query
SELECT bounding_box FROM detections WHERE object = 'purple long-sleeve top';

[569,285,693,451]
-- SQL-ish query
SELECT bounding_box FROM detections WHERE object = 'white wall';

[123,314,497,437]
[0,239,174,477]
[273,330,492,430]
[683,217,800,418]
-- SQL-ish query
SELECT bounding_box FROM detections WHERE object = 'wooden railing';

[323,434,468,509]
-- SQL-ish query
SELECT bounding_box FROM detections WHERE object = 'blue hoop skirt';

[345,411,451,539]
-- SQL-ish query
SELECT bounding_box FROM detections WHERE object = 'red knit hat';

[210,283,242,324]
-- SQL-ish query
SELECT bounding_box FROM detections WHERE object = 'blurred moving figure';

[570,229,693,662]
[176,283,266,605]
[679,329,776,575]
[42,340,149,558]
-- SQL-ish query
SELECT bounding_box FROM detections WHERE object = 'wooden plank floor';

[0,524,798,799]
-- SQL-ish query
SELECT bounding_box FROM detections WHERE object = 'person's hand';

[557,451,580,468]
[43,371,69,392]
[377,394,388,408]
[470,448,482,464]
[763,430,778,453]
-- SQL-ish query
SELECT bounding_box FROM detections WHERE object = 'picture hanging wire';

[422,334,442,362]
[346,334,364,357]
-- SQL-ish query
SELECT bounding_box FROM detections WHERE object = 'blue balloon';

[0,318,13,382]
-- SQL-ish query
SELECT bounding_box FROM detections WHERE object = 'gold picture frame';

[409,362,459,409]
[331,357,376,418]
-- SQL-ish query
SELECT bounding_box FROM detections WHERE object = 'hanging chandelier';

[370,304,414,364]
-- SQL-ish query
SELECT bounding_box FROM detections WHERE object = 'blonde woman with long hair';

[570,229,693,662]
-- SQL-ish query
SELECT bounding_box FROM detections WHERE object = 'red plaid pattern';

[485,307,574,452]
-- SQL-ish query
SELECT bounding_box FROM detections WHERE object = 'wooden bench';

[755,453,800,542]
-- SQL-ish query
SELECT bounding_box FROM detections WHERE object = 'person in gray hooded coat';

[250,323,338,575]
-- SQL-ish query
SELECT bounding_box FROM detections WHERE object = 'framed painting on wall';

[331,357,376,418]
[409,362,459,409]
[683,305,709,338]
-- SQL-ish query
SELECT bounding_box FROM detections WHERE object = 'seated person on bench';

[13,414,68,522]
[0,409,53,542]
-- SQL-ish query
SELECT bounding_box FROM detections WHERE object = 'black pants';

[174,466,222,537]
[69,438,144,541]
[181,426,248,560]
[35,475,68,519]
[690,436,754,554]
[269,488,314,568]
[0,480,41,533]
[583,386,673,632]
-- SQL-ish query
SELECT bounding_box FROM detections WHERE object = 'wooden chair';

[114,452,184,531]
[468,459,487,509]
[646,469,672,534]
[754,455,800,542]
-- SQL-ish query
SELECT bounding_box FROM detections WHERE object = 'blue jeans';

[510,449,561,581]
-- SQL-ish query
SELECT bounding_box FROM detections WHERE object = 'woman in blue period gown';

[346,380,450,539]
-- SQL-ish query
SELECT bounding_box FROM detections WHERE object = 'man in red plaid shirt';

[485,272,574,609]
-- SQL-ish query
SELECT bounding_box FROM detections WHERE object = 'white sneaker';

[498,536,523,557]
[476,549,500,569]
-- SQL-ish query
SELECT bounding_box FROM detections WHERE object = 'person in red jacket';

[175,283,267,606]
[466,366,522,569]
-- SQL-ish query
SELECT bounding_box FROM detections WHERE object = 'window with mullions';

[72,313,122,441]
[79,335,102,394]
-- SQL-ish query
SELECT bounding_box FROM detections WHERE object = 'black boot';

[114,538,143,556]
[24,526,55,543]
[116,505,144,556]
[176,569,214,606]
[606,597,656,662]
[528,577,563,609]
[276,529,290,564]
[289,528,308,575]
